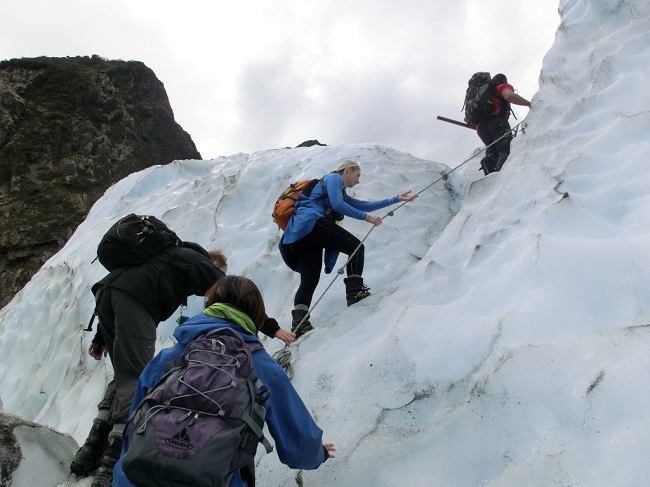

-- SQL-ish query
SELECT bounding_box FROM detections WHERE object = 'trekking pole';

[276,121,526,373]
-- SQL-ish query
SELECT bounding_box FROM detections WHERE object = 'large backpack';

[122,327,273,487]
[96,214,182,271]
[463,72,499,125]
[272,178,325,230]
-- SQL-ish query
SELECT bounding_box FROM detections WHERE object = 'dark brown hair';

[492,73,508,85]
[204,275,266,331]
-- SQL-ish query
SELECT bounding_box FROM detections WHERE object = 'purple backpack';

[122,328,273,487]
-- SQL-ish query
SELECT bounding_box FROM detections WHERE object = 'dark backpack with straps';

[122,327,273,487]
[84,216,212,332]
[463,72,499,125]
[96,214,182,271]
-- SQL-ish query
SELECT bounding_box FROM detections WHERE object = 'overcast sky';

[1,1,559,165]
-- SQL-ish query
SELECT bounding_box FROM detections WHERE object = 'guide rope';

[273,120,526,378]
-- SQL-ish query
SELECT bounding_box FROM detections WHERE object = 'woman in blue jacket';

[280,160,417,335]
[112,275,335,487]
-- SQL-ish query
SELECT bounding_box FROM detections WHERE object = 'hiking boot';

[291,305,313,338]
[91,431,123,487]
[344,276,371,306]
[70,418,111,476]
[480,156,495,175]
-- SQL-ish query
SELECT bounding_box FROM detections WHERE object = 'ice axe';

[436,115,476,130]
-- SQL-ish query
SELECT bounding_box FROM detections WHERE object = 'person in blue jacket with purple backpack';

[112,275,335,487]
[280,160,417,336]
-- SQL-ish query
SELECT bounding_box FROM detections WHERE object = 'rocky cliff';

[0,56,201,309]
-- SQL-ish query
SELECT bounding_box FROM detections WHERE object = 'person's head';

[204,275,266,331]
[492,73,508,85]
[332,160,361,188]
[208,249,228,273]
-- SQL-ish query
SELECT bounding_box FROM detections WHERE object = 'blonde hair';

[331,160,360,175]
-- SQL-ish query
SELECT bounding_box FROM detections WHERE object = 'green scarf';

[203,303,257,336]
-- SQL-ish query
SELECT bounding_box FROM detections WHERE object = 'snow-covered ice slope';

[1,0,650,485]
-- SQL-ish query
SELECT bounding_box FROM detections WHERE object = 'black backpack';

[84,216,209,332]
[463,72,499,125]
[96,214,181,271]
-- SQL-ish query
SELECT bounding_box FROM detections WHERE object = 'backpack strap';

[83,310,99,332]
[298,178,325,201]
[240,463,256,487]
[238,372,273,454]
[319,176,346,203]
[497,93,511,118]
[494,83,516,119]
[238,339,274,454]
[313,178,329,203]
[84,267,129,331]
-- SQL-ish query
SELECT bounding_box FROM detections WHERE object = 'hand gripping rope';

[273,120,527,378]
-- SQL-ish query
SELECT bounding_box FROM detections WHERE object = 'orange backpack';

[272,179,323,230]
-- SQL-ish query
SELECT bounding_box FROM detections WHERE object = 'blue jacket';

[280,173,398,272]
[112,314,327,487]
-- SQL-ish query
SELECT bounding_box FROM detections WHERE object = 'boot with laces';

[70,417,111,476]
[344,276,371,306]
[91,429,123,487]
[291,305,314,338]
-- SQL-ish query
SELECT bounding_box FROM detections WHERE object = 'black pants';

[96,287,157,426]
[477,117,512,172]
[294,218,364,307]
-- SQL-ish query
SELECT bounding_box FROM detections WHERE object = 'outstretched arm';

[398,191,418,202]
[501,88,531,107]
[256,352,330,470]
